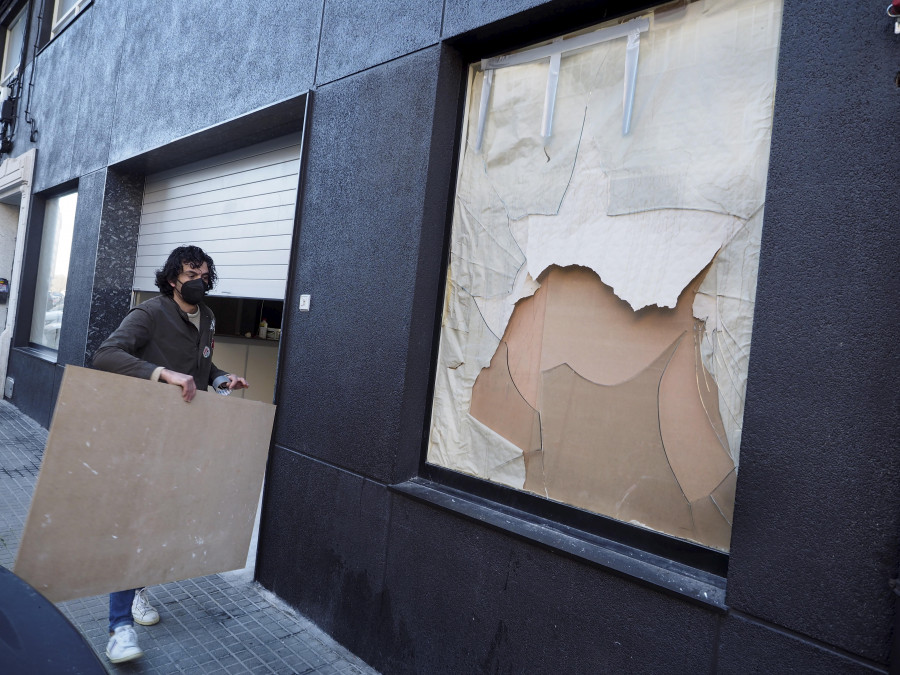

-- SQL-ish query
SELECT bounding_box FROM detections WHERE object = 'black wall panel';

[316,0,443,84]
[274,46,452,484]
[725,2,900,665]
[256,446,391,659]
[7,350,61,428]
[380,495,721,674]
[716,614,878,674]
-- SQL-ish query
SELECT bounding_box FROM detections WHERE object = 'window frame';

[49,0,87,39]
[14,183,79,362]
[410,0,784,592]
[0,4,26,85]
[27,188,77,352]
[410,40,732,579]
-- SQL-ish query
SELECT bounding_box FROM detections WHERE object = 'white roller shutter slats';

[134,134,301,300]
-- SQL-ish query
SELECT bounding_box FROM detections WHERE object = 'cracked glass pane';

[466,265,736,547]
[427,0,782,553]
[537,350,694,538]
[470,341,542,460]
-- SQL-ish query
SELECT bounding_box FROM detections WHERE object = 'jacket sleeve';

[208,360,228,386]
[91,307,160,380]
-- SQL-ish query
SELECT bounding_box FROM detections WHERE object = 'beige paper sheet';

[14,366,275,603]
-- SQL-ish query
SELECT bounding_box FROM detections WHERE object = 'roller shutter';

[133,134,301,299]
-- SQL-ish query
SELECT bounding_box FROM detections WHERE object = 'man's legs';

[107,589,143,663]
[108,589,137,632]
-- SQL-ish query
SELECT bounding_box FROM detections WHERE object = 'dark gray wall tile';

[256,446,390,648]
[717,614,883,675]
[56,169,105,367]
[726,2,900,665]
[26,23,87,191]
[316,0,441,84]
[69,1,130,177]
[376,494,720,673]
[107,0,321,164]
[274,46,449,484]
[7,349,58,427]
[442,0,549,37]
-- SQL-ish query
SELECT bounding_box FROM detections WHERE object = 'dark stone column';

[84,170,144,364]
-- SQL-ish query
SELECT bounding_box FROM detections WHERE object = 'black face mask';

[179,278,207,305]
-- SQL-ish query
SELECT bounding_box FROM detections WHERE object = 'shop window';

[1,5,26,85]
[427,0,783,552]
[29,190,76,350]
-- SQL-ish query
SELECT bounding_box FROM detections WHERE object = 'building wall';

[5,0,898,672]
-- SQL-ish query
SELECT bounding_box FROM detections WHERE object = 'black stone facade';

[5,1,898,671]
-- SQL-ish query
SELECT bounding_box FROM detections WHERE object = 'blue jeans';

[109,589,137,632]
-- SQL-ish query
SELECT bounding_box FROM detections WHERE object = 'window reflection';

[30,191,77,350]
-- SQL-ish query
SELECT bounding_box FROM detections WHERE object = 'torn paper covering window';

[428,0,782,551]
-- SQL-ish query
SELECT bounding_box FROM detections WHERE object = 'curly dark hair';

[154,245,217,297]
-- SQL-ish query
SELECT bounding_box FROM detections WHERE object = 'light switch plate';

[298,294,311,311]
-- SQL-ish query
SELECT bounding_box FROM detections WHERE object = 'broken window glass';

[427,0,783,552]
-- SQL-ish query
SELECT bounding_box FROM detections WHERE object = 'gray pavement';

[0,399,379,675]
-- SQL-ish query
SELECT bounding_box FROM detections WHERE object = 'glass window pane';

[30,191,77,350]
[56,0,79,21]
[427,0,784,552]
[52,0,81,34]
[2,8,25,83]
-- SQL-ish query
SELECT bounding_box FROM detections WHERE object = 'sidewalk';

[0,399,379,675]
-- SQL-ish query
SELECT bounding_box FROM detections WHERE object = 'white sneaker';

[106,624,143,663]
[131,587,160,626]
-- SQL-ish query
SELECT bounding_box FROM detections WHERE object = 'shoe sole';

[132,614,159,626]
[106,649,144,663]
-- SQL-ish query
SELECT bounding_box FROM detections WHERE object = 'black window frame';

[36,0,92,49]
[400,0,743,606]
[15,180,78,361]
[0,0,30,85]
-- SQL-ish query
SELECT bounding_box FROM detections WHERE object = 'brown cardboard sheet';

[538,265,706,386]
[470,264,736,548]
[689,495,732,552]
[499,286,547,408]
[658,322,734,503]
[14,366,275,603]
[534,352,694,539]
[469,341,541,456]
[711,468,737,525]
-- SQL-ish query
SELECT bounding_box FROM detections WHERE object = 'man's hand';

[225,374,249,391]
[160,369,197,402]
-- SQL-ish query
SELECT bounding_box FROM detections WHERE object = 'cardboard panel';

[14,366,275,602]
[470,341,541,455]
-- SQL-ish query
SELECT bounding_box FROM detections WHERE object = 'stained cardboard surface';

[467,266,735,548]
[14,366,275,603]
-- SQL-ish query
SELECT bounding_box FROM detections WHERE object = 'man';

[92,245,248,663]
